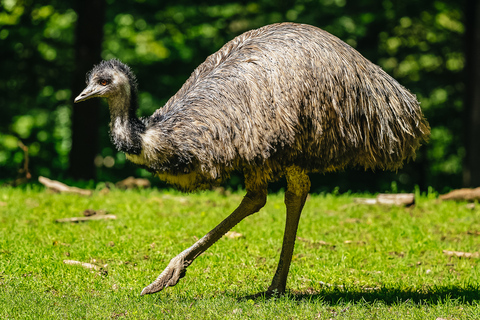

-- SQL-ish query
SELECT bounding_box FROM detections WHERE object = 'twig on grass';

[55,215,117,223]
[439,188,480,202]
[56,209,113,223]
[63,260,99,270]
[353,193,415,206]
[443,250,479,259]
[17,141,31,184]
[39,176,93,196]
[63,260,109,277]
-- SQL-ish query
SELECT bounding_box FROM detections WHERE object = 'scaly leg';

[141,180,267,295]
[267,166,310,294]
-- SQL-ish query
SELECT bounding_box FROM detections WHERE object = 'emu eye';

[100,79,109,86]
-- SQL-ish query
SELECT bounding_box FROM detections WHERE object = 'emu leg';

[141,182,267,295]
[267,166,310,293]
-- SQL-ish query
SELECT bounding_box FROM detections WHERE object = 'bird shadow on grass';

[238,285,480,305]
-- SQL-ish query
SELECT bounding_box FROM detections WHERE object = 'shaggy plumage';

[75,22,429,295]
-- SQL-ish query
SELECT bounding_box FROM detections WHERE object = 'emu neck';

[107,87,145,155]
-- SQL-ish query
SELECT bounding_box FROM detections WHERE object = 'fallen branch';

[439,187,480,202]
[353,193,415,206]
[39,176,92,196]
[63,260,99,270]
[14,140,32,186]
[56,215,117,223]
[4,140,32,187]
[442,250,479,259]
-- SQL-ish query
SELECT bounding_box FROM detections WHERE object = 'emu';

[74,23,429,295]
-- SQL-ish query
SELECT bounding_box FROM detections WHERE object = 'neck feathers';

[110,116,145,155]
[107,70,145,155]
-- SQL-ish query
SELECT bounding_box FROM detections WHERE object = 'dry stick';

[63,260,100,270]
[63,260,108,273]
[55,215,117,223]
[442,250,480,259]
[38,176,92,196]
[353,193,415,206]
[439,188,480,202]
[10,140,32,186]
[17,140,31,180]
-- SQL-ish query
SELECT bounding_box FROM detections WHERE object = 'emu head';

[74,59,137,104]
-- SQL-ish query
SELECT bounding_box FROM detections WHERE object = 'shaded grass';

[0,186,480,319]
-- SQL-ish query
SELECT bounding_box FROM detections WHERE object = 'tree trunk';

[464,0,480,187]
[69,0,106,180]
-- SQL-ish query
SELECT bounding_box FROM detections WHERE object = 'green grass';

[1,186,480,319]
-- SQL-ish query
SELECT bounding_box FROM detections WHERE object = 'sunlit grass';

[0,186,479,319]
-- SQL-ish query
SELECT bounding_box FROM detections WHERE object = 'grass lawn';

[1,185,480,319]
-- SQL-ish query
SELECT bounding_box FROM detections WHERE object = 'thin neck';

[108,86,145,155]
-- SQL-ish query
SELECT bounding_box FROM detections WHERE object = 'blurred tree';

[69,0,106,180]
[0,0,76,180]
[464,0,480,187]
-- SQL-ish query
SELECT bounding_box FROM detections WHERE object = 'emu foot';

[141,256,188,295]
[266,280,286,295]
[242,282,286,300]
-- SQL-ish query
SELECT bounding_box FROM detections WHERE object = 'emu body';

[75,23,429,295]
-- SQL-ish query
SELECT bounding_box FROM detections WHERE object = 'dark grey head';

[74,59,138,104]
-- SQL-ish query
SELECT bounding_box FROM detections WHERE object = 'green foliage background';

[0,0,466,192]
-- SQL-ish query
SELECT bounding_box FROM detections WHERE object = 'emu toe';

[141,256,188,295]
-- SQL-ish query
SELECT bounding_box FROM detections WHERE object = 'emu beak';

[74,84,98,103]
